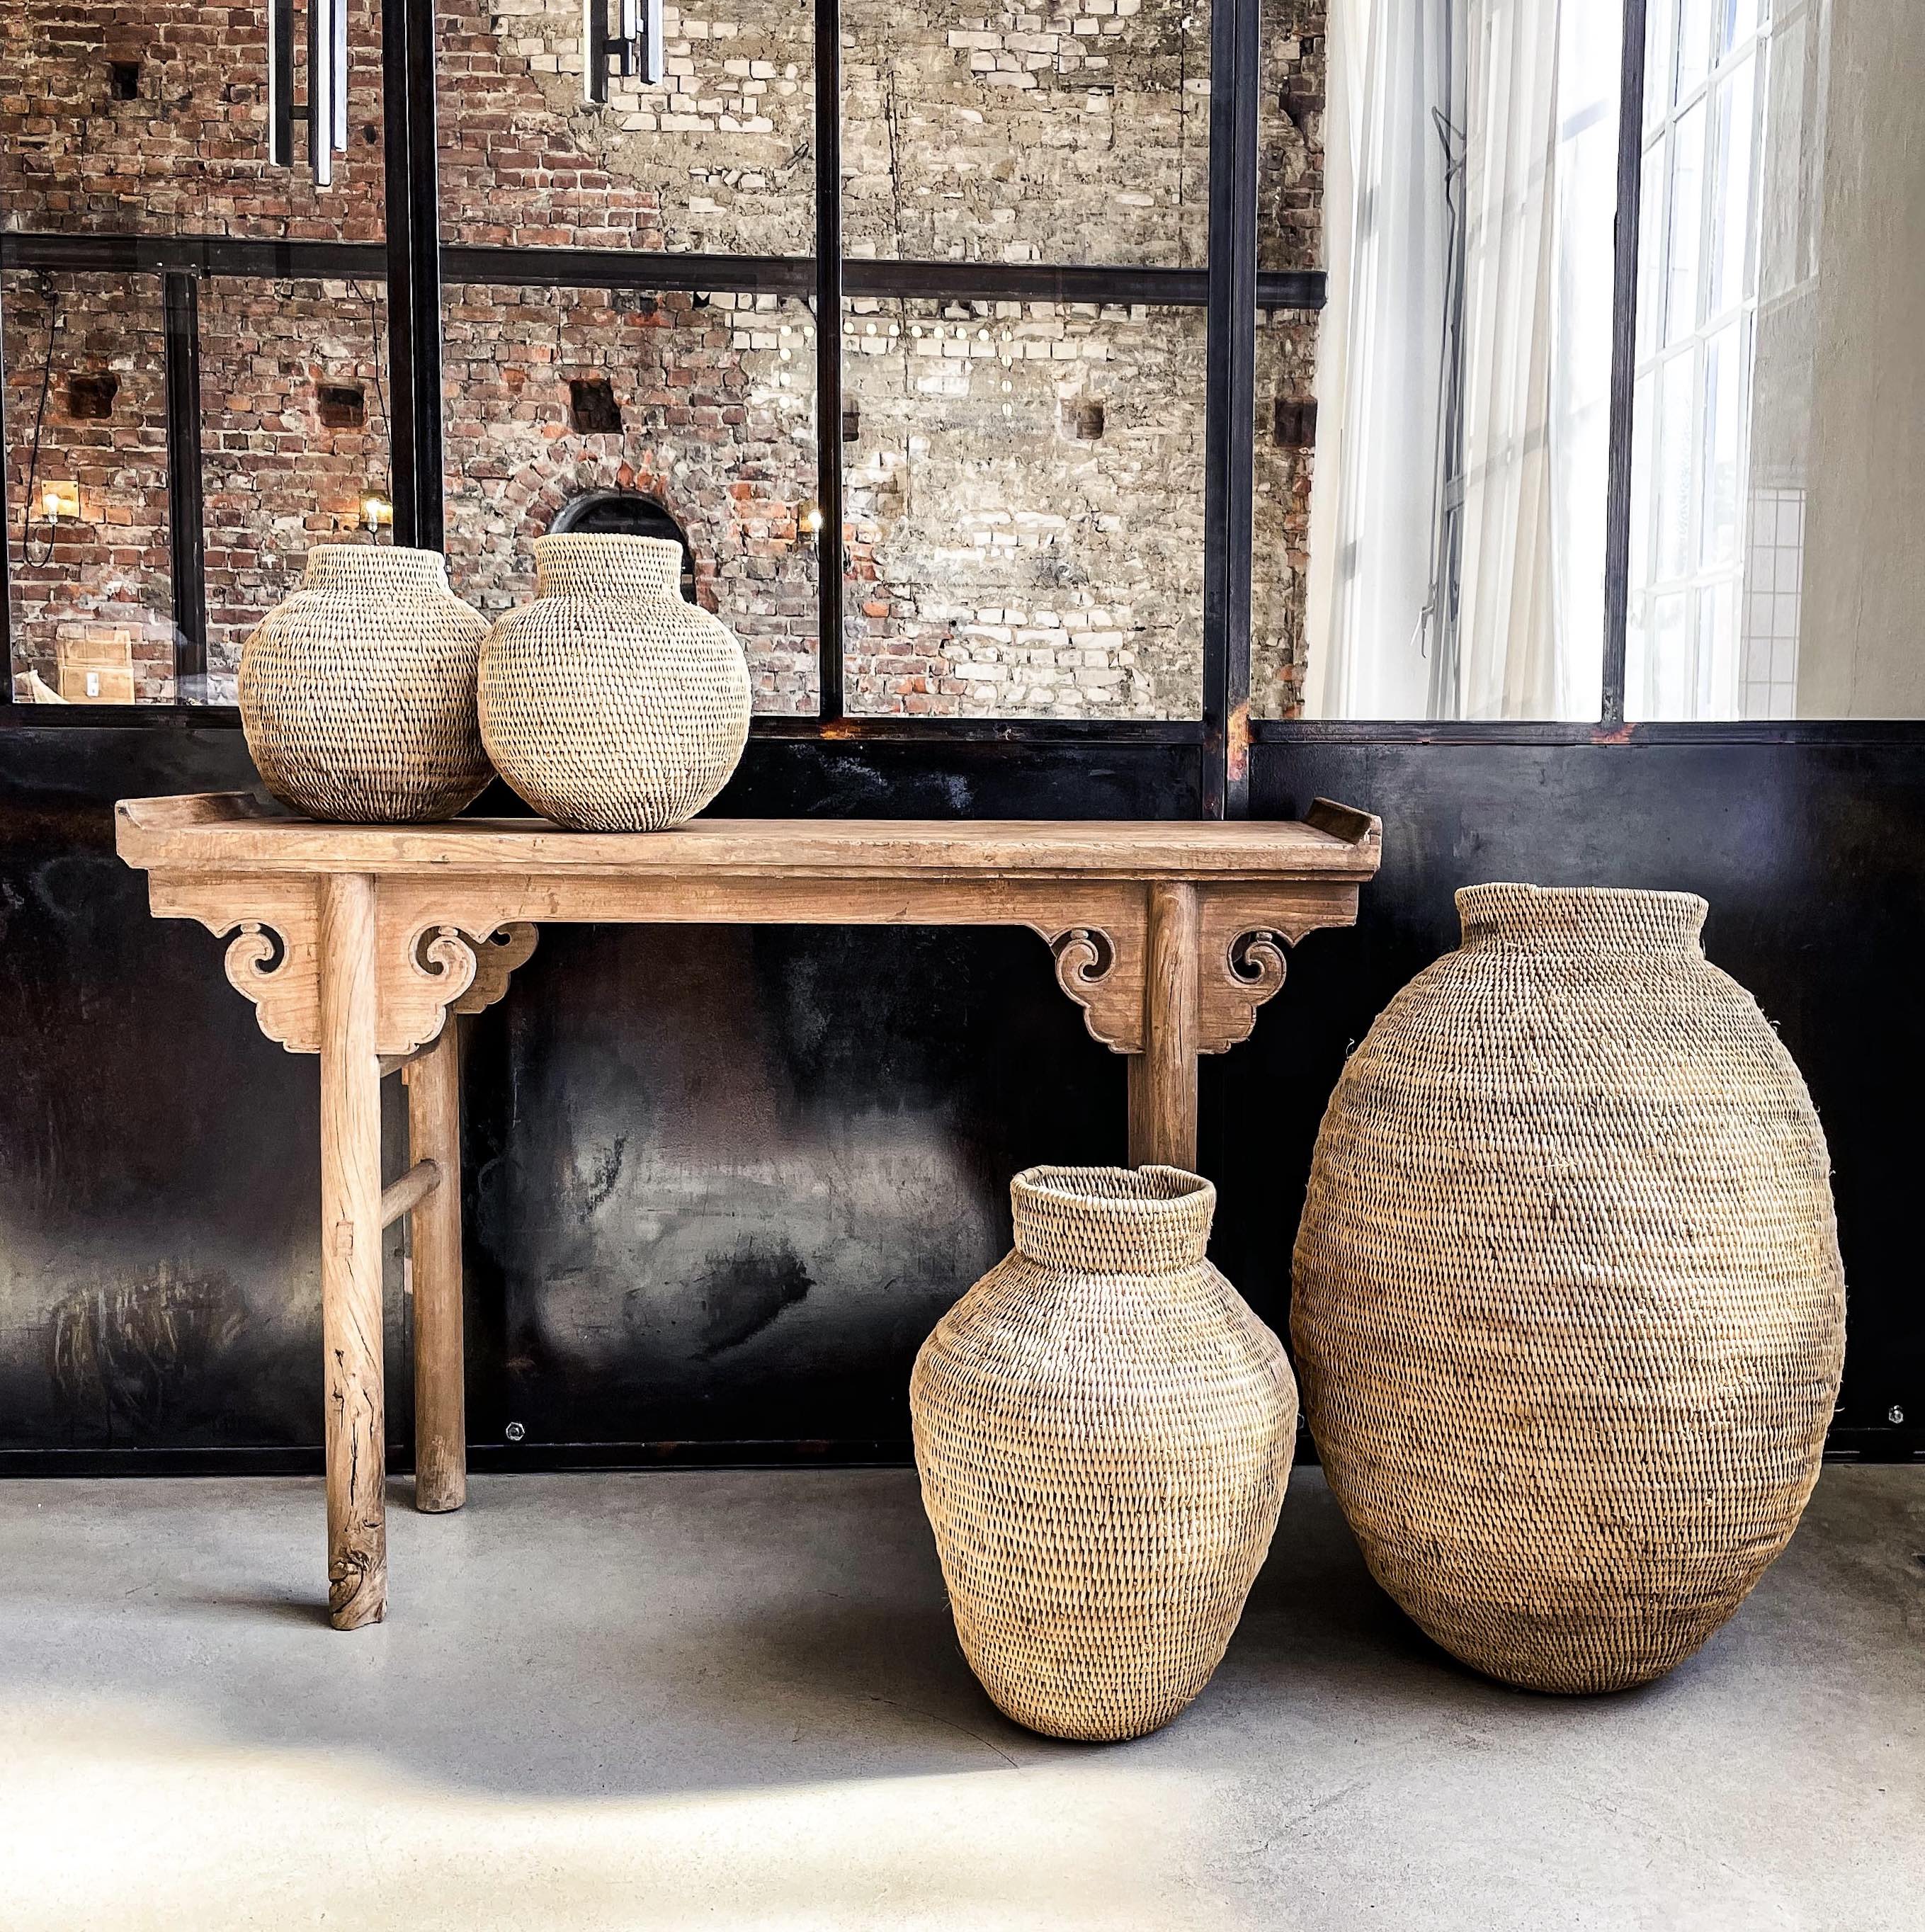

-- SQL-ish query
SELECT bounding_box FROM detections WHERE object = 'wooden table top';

[116,792,1384,882]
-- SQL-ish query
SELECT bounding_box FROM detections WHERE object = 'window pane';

[197,279,395,704]
[1665,99,1707,341]
[1646,0,1677,132]
[843,300,1204,719]
[437,1,813,254]
[1698,317,1746,572]
[1654,348,1697,581]
[1294,0,1616,720]
[441,283,820,714]
[1259,4,1324,271]
[1250,307,1319,718]
[4,272,174,704]
[844,0,1210,266]
[1674,0,1713,103]
[1707,53,1758,318]
[0,0,384,240]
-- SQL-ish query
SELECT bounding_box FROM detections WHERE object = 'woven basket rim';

[301,543,451,593]
[1009,1164,1216,1271]
[532,532,683,599]
[1455,882,1708,951]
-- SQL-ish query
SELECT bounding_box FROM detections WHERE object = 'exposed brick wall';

[2,273,177,701]
[3,0,1323,718]
[441,282,819,710]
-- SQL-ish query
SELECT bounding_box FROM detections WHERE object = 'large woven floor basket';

[1292,884,1846,1694]
[912,1165,1297,1742]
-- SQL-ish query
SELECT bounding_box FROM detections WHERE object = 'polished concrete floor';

[0,1465,1919,1931]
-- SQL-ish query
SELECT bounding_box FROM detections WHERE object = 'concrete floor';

[0,1467,1919,1931]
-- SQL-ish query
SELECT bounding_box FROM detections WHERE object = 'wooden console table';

[115,792,1382,1629]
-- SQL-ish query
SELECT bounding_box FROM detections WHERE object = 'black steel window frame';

[1,0,1910,766]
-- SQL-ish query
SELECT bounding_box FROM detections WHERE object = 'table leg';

[318,871,387,1629]
[1128,879,1200,1170]
[406,1018,467,1514]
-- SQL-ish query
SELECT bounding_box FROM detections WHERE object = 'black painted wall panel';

[0,725,1917,1465]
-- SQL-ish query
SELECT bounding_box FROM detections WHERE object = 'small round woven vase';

[912,1164,1298,1742]
[1292,884,1847,1695]
[479,534,751,832]
[238,545,492,822]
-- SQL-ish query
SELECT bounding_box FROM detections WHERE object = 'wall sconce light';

[42,482,80,528]
[361,492,393,535]
[586,0,664,103]
[796,499,825,547]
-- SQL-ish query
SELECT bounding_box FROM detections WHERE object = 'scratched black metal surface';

[0,725,1917,1465]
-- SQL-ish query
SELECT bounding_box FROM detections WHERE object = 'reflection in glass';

[1707,55,1758,319]
[846,1,1213,268]
[843,300,1205,720]
[441,284,819,714]
[198,279,395,703]
[436,0,812,254]
[0,0,385,240]
[4,273,174,703]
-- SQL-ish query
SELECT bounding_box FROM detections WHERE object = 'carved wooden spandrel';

[147,872,323,1054]
[1192,884,1364,1053]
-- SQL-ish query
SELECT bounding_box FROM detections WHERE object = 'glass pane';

[438,2,813,254]
[1664,98,1707,341]
[4,271,174,703]
[1258,3,1324,271]
[1706,53,1757,318]
[1646,0,1677,132]
[197,278,396,703]
[1698,317,1746,571]
[441,282,819,714]
[1675,0,1713,102]
[1654,348,1697,581]
[1694,575,1739,716]
[1251,305,1319,717]
[843,300,1204,718]
[1637,139,1666,357]
[1720,0,1764,58]
[0,1,384,239]
[844,1,1210,266]
[1294,0,1616,720]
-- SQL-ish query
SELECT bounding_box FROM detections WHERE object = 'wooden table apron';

[115,792,1382,1630]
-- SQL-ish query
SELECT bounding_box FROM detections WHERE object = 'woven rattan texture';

[479,535,751,833]
[912,1165,1298,1741]
[238,546,493,823]
[1292,884,1847,1694]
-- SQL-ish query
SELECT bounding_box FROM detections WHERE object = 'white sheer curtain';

[1303,0,1452,718]
[1306,0,1618,720]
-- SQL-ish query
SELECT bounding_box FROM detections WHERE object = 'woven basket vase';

[238,545,493,822]
[1292,885,1846,1695]
[912,1165,1298,1742]
[479,534,751,832]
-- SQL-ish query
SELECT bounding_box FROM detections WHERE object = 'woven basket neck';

[1456,884,1708,957]
[1010,1165,1214,1273]
[300,545,451,597]
[534,533,683,600]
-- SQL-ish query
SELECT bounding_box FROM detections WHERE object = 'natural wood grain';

[378,1157,441,1229]
[115,795,1383,880]
[318,872,387,1630]
[1130,881,1200,1170]
[405,1022,467,1516]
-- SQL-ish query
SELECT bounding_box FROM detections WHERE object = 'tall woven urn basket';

[238,545,493,822]
[479,533,751,831]
[912,1165,1297,1742]
[1292,884,1846,1694]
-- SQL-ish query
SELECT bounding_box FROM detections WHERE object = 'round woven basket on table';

[479,534,751,832]
[912,1164,1298,1742]
[238,545,493,823]
[1291,884,1847,1695]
